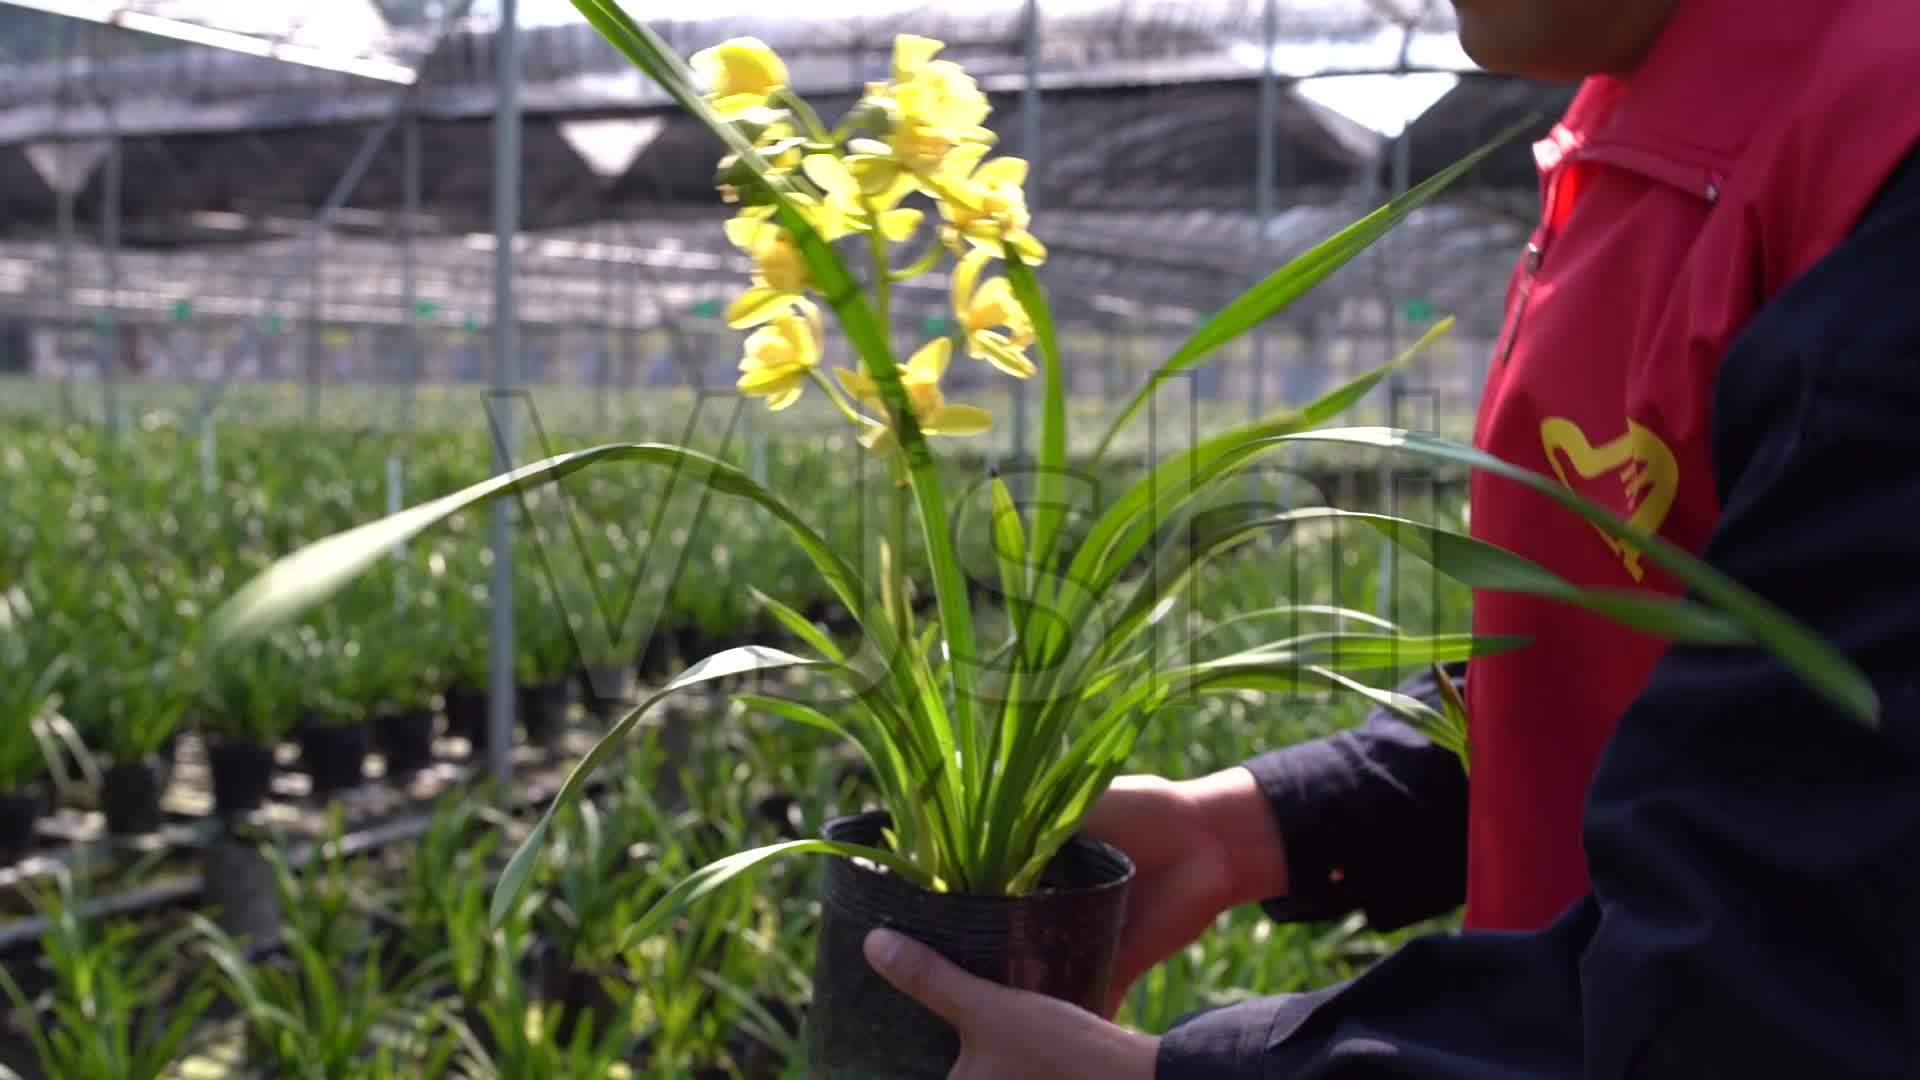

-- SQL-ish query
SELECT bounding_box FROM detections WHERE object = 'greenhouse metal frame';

[0,0,1572,776]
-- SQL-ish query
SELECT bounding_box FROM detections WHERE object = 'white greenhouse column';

[402,110,422,432]
[488,0,523,785]
[1254,0,1279,509]
[101,127,122,439]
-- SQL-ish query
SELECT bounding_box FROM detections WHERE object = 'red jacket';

[1171,1,1920,1073]
[1464,0,1920,930]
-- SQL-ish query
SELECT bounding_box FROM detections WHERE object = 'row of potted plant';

[0,740,813,1079]
[0,406,1146,862]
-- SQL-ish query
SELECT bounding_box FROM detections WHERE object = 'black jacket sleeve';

[1242,663,1468,932]
[1160,147,1920,1079]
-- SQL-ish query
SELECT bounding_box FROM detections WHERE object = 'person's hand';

[1082,770,1289,1016]
[863,927,1162,1080]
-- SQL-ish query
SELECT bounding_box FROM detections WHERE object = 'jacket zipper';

[1489,146,1721,373]
[1492,240,1543,371]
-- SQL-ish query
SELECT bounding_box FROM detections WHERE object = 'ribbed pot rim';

[821,809,1135,907]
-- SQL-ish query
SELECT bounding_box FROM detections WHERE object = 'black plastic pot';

[374,710,437,778]
[443,684,489,751]
[672,626,706,669]
[102,758,166,836]
[636,631,675,680]
[753,791,803,840]
[0,787,44,862]
[807,810,1134,1078]
[203,834,282,942]
[538,950,627,1048]
[208,738,277,815]
[518,680,571,746]
[578,662,636,717]
[297,722,369,796]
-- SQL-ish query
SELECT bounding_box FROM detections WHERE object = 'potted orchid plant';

[208,5,1875,1075]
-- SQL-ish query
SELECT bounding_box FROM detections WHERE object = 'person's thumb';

[864,928,987,1030]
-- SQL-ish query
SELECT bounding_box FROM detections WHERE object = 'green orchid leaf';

[1041,321,1454,674]
[1281,507,1751,645]
[1003,253,1070,589]
[1277,433,1879,726]
[1090,119,1534,464]
[751,587,846,663]
[213,443,867,651]
[620,838,924,952]
[989,476,1033,653]
[491,645,821,927]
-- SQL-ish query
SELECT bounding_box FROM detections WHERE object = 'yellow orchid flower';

[724,210,813,327]
[890,36,992,138]
[717,120,806,203]
[836,338,993,453]
[938,154,1048,264]
[796,155,877,239]
[690,37,789,121]
[951,249,1037,378]
[845,35,996,188]
[794,153,924,243]
[736,302,823,411]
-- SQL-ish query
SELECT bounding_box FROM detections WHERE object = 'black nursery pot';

[636,631,675,680]
[102,758,166,836]
[578,662,637,718]
[207,739,278,815]
[518,680,571,746]
[374,710,437,778]
[443,684,489,749]
[807,810,1135,1079]
[0,788,44,862]
[297,722,369,796]
[538,951,626,1048]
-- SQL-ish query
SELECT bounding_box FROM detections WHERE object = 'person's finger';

[865,928,990,1029]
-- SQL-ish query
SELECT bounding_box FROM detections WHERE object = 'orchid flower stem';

[806,368,866,428]
[887,479,913,640]
[778,89,833,144]
[865,202,893,330]
[889,243,943,283]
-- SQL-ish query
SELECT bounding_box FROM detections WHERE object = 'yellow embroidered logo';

[1538,417,1679,582]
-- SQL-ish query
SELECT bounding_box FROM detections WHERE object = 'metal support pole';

[55,182,76,420]
[306,240,323,424]
[1254,0,1278,507]
[101,129,121,438]
[1011,0,1039,485]
[55,18,75,421]
[1102,325,1117,403]
[1375,34,1417,620]
[620,227,638,406]
[487,0,523,786]
[596,222,612,429]
[401,111,421,432]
